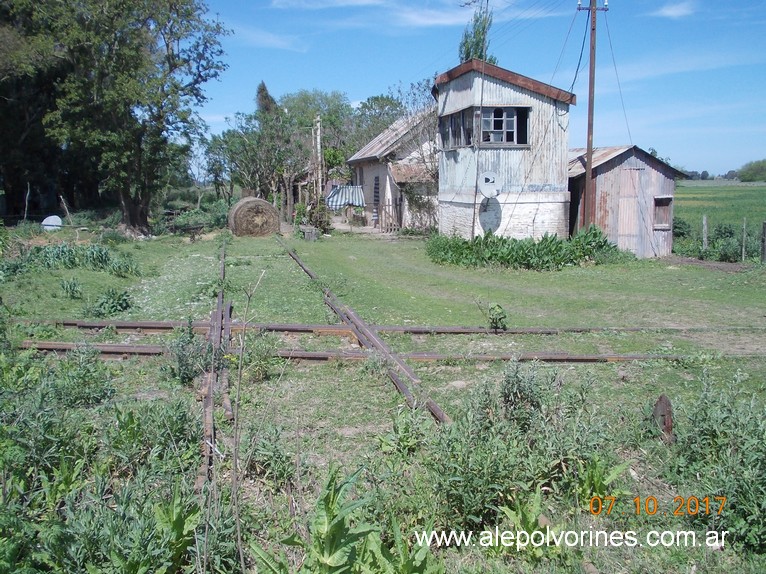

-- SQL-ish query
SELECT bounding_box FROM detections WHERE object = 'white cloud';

[650,1,696,19]
[271,0,386,8]
[230,25,307,52]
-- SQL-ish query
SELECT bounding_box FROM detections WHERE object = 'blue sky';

[199,1,766,175]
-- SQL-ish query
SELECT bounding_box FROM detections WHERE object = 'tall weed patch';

[426,225,622,270]
[425,362,621,531]
[0,241,140,282]
[668,371,766,552]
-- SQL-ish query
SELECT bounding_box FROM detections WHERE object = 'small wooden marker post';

[761,221,766,264]
[702,215,708,251]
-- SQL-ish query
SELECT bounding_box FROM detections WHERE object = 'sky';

[199,0,766,175]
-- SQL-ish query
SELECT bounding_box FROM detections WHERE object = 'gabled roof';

[568,145,687,179]
[347,108,434,165]
[432,59,576,105]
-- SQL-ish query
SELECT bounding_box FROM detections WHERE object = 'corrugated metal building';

[568,146,686,258]
[432,59,576,240]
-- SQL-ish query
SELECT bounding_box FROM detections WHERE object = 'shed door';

[617,169,640,253]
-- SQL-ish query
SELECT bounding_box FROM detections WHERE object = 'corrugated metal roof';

[568,146,633,177]
[390,163,430,184]
[568,145,687,179]
[433,59,576,105]
[324,185,365,211]
[348,108,434,164]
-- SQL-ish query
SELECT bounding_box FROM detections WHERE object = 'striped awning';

[325,185,366,211]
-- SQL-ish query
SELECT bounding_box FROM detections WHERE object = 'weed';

[83,288,133,318]
[49,346,115,407]
[242,424,295,491]
[165,318,211,386]
[425,225,619,270]
[487,303,508,332]
[240,332,282,382]
[668,370,766,551]
[60,277,83,299]
[378,406,429,458]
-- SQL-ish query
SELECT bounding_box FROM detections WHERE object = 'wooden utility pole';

[578,0,608,228]
[314,114,323,203]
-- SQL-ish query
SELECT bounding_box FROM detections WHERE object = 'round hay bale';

[228,197,280,237]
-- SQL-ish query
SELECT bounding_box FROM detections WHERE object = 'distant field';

[674,180,766,233]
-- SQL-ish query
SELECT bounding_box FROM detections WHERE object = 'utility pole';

[578,0,608,228]
[314,114,323,203]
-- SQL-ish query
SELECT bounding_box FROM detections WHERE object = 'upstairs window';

[481,107,529,145]
[439,106,529,150]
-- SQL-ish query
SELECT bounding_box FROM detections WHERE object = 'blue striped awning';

[325,185,366,211]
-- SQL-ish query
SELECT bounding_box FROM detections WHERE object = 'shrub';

[48,346,115,407]
[84,288,133,318]
[165,319,211,386]
[668,371,766,552]
[673,217,692,239]
[425,225,619,271]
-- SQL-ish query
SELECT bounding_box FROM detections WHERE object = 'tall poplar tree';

[459,3,498,65]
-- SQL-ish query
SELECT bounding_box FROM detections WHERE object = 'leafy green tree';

[459,3,498,65]
[738,159,766,182]
[0,2,67,217]
[40,0,228,233]
[351,94,405,151]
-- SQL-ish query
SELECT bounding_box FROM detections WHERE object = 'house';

[432,59,576,240]
[568,146,686,258]
[347,110,437,232]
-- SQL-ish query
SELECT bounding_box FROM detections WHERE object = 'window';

[654,196,672,229]
[481,107,529,145]
[439,106,529,150]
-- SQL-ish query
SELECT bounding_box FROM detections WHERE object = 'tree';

[351,95,405,152]
[701,170,710,180]
[459,3,498,65]
[738,159,766,182]
[40,0,227,233]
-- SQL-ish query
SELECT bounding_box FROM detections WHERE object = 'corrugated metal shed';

[567,145,686,258]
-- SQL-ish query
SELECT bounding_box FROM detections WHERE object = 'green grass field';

[674,180,766,235]
[3,217,766,573]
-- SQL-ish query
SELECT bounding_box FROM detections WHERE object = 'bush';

[668,371,766,552]
[673,217,692,239]
[48,346,115,407]
[425,225,619,271]
[84,288,133,318]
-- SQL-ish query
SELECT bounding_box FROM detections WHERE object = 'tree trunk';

[118,187,151,235]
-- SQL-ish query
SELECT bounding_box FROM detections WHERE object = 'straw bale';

[228,197,280,237]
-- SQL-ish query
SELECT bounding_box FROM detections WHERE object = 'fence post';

[702,215,708,251]
[761,221,766,264]
[742,218,747,262]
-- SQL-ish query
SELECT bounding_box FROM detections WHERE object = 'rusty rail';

[17,340,700,364]
[21,318,766,337]
[276,238,452,423]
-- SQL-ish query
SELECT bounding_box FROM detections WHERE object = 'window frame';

[439,105,530,151]
[653,196,673,230]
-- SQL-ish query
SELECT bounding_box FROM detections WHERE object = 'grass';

[3,220,766,573]
[674,180,766,233]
